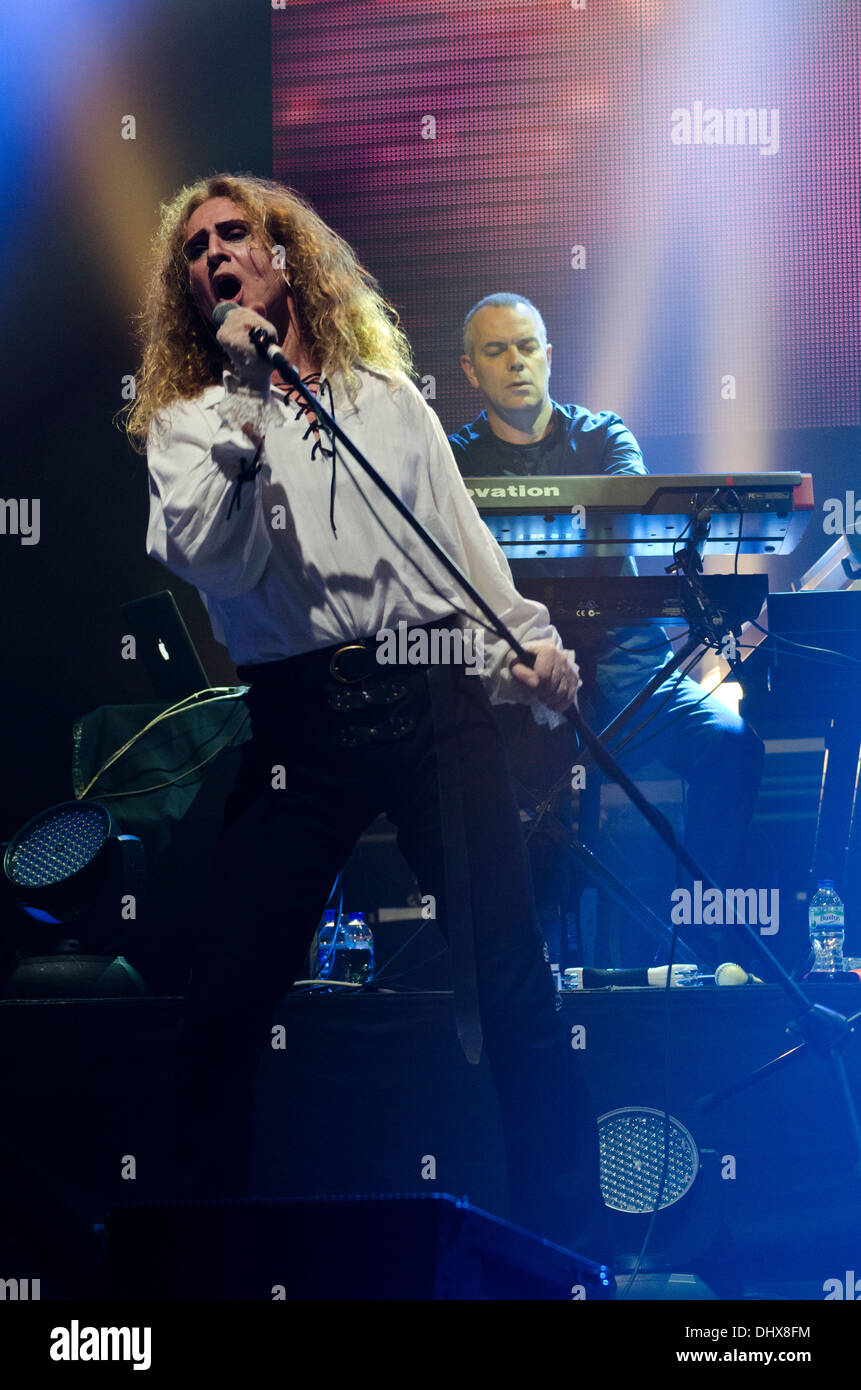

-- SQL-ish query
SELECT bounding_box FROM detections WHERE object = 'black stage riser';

[106,1193,612,1300]
[1,986,859,1295]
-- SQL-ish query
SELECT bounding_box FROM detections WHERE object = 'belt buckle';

[329,642,372,685]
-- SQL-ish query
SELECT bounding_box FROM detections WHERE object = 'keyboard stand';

[518,781,704,966]
[529,522,750,967]
[580,519,748,766]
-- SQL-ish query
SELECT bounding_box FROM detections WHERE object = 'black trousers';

[174,634,606,1255]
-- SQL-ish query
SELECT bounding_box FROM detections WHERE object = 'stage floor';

[2,984,859,1299]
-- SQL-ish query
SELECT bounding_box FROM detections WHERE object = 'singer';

[123,174,607,1257]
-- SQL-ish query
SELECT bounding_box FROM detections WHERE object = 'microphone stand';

[249,329,861,1172]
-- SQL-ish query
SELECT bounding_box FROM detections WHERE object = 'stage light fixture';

[1,800,147,997]
[598,1106,699,1213]
[5,802,116,918]
[597,1106,738,1294]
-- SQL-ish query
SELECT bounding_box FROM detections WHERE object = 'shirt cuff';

[489,648,570,729]
[214,372,278,436]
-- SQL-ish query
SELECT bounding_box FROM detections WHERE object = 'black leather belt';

[328,642,380,684]
[238,618,460,747]
[327,679,409,711]
[238,616,460,692]
[325,640,416,745]
[329,713,417,747]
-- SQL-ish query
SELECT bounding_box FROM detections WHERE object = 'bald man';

[450,293,765,970]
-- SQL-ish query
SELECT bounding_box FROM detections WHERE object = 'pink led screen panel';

[273,1,860,437]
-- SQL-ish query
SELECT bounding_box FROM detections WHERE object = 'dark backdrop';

[0,0,271,836]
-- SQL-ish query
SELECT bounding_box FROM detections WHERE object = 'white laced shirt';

[146,366,568,725]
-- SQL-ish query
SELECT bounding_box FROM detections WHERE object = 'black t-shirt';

[467,415,570,477]
[448,400,646,479]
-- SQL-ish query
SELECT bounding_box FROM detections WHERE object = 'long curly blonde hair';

[122,173,414,450]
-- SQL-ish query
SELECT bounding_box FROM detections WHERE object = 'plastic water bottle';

[314,910,337,980]
[809,880,845,973]
[329,913,374,984]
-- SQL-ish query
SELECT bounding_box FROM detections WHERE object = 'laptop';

[119,591,211,701]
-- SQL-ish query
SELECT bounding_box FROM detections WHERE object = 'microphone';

[211,300,237,329]
[714,962,753,986]
[562,961,762,990]
[212,300,301,389]
[211,299,287,362]
[563,964,698,989]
